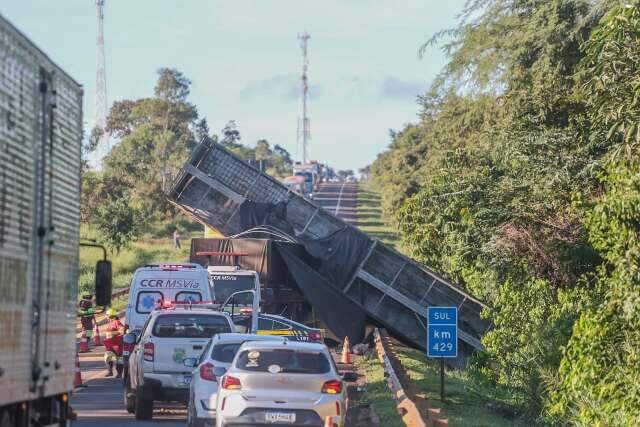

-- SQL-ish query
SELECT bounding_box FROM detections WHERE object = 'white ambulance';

[125,263,213,333]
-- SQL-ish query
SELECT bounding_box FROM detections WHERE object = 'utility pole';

[95,0,109,151]
[297,32,311,164]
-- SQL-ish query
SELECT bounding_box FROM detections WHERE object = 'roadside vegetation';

[357,184,536,425]
[78,225,193,311]
[367,1,640,423]
[397,348,529,427]
[356,182,402,251]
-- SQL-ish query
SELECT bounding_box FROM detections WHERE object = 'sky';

[2,0,465,171]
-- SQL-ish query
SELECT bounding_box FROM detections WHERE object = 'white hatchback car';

[185,333,286,427]
[215,340,351,427]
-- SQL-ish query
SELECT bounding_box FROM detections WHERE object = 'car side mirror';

[183,357,198,368]
[123,333,137,345]
[342,372,358,382]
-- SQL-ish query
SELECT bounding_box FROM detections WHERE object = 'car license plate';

[265,412,296,423]
[182,375,192,385]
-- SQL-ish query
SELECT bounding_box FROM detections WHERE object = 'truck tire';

[134,389,153,420]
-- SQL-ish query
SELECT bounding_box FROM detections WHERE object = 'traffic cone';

[79,331,90,353]
[93,324,103,346]
[324,415,334,427]
[340,336,351,364]
[74,349,86,388]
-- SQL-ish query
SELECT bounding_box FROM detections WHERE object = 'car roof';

[151,308,230,317]
[237,340,327,352]
[135,263,204,272]
[213,333,286,344]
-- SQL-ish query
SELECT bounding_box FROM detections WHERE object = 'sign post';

[427,306,458,401]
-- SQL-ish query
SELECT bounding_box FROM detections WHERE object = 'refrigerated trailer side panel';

[0,13,82,408]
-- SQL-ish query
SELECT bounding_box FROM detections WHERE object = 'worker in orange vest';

[103,308,125,377]
[78,292,94,345]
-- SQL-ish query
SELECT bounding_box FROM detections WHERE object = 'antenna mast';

[297,32,311,164]
[95,0,109,151]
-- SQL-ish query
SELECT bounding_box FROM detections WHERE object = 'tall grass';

[79,223,195,301]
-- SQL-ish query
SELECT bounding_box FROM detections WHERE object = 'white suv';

[125,305,234,420]
[185,333,286,427]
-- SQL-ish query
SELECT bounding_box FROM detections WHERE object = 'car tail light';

[143,342,155,361]
[321,380,342,394]
[221,375,241,390]
[200,363,216,381]
[309,331,322,342]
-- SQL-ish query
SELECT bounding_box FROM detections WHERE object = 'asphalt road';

[313,182,358,225]
[71,346,186,427]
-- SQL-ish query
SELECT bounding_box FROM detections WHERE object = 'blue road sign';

[427,306,458,358]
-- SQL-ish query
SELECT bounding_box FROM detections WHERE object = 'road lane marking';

[335,182,347,215]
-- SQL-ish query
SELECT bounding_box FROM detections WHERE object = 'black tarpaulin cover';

[204,198,373,344]
[276,243,366,343]
[239,200,293,234]
[297,226,371,289]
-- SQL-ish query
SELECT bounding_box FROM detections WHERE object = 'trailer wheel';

[134,389,153,420]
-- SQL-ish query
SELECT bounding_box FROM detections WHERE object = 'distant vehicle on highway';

[215,340,350,427]
[184,333,286,427]
[124,305,234,420]
[282,175,306,194]
[234,313,324,343]
[124,263,213,333]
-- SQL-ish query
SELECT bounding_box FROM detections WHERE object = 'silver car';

[185,333,286,427]
[215,340,351,427]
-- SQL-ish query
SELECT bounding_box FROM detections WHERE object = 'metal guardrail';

[373,329,448,427]
[112,288,129,299]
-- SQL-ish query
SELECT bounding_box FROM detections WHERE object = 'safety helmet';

[106,308,118,318]
[81,292,92,300]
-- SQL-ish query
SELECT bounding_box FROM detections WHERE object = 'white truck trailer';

[0,14,84,426]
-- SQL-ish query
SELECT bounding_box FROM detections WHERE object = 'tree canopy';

[82,69,293,250]
[368,0,640,423]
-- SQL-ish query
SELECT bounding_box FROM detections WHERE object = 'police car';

[124,302,234,420]
[234,313,323,343]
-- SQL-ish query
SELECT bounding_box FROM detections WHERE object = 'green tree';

[367,0,622,418]
[88,174,143,252]
[549,3,640,423]
[103,68,199,219]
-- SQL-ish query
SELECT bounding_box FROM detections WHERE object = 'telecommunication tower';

[95,0,109,150]
[297,32,311,164]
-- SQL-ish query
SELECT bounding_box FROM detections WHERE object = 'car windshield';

[152,314,231,338]
[235,349,330,374]
[210,274,256,305]
[211,343,242,363]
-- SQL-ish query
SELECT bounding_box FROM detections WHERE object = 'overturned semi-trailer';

[167,141,491,359]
